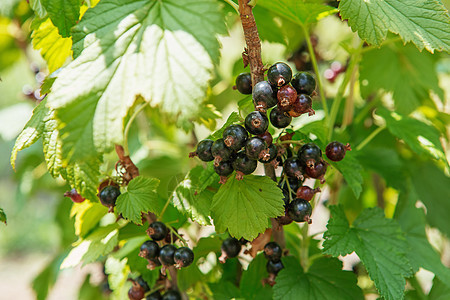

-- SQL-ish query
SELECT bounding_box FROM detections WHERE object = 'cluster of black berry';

[263,242,284,286]
[127,276,181,300]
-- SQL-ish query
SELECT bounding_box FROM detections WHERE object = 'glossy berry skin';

[147,221,168,241]
[136,276,150,292]
[245,111,269,135]
[162,290,181,300]
[270,107,292,128]
[283,157,304,180]
[214,160,234,176]
[128,286,145,300]
[289,94,314,117]
[191,139,214,162]
[287,198,312,223]
[305,160,327,183]
[291,72,316,95]
[174,247,195,268]
[253,81,277,111]
[258,131,273,146]
[139,240,160,259]
[267,62,292,87]
[298,143,322,168]
[223,124,249,151]
[245,137,268,161]
[277,85,297,111]
[259,144,277,163]
[159,244,177,266]
[264,242,282,261]
[232,151,257,176]
[235,72,252,94]
[222,237,242,258]
[325,141,351,161]
[64,188,85,203]
[211,139,234,166]
[99,185,120,211]
[146,291,162,300]
[266,259,284,275]
[296,186,321,201]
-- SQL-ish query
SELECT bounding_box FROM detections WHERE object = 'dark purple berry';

[298,143,322,168]
[214,160,234,177]
[253,81,277,112]
[277,85,297,111]
[235,72,252,94]
[147,221,168,241]
[289,94,314,117]
[223,125,248,151]
[258,144,278,163]
[291,72,316,95]
[296,186,321,201]
[128,285,145,300]
[139,240,160,259]
[267,62,292,87]
[189,139,214,162]
[245,137,269,161]
[287,198,312,223]
[305,160,327,184]
[162,290,181,300]
[269,107,292,128]
[221,237,242,258]
[264,242,282,261]
[279,176,300,193]
[283,157,304,180]
[174,247,194,268]
[258,131,273,146]
[211,138,234,166]
[146,291,162,300]
[99,185,120,212]
[325,141,351,161]
[245,111,269,135]
[136,276,150,292]
[232,151,257,180]
[266,259,284,275]
[159,244,177,266]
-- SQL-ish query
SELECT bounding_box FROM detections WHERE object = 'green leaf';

[105,256,131,300]
[209,112,242,140]
[61,159,102,202]
[338,0,450,53]
[31,17,73,72]
[211,175,284,240]
[428,277,450,300]
[0,208,6,225]
[330,154,363,199]
[29,0,47,18]
[116,177,160,225]
[323,205,413,300]
[42,109,63,177]
[41,0,81,37]
[208,282,242,300]
[240,254,273,300]
[47,0,226,161]
[273,256,363,300]
[360,43,444,114]
[295,120,328,145]
[71,201,108,238]
[32,253,66,300]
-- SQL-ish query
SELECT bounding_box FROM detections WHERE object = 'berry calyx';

[259,144,278,164]
[283,157,304,180]
[287,198,312,223]
[298,143,322,168]
[146,221,168,241]
[139,240,160,259]
[189,139,214,162]
[235,72,252,94]
[223,125,249,151]
[98,185,121,213]
[245,111,269,135]
[291,72,316,95]
[264,242,282,261]
[64,188,85,203]
[305,160,327,184]
[214,160,234,184]
[232,151,257,180]
[211,138,234,166]
[325,141,351,161]
[245,137,269,161]
[159,244,177,266]
[174,247,195,269]
[162,290,181,300]
[219,237,242,263]
[267,62,292,87]
[277,85,297,111]
[296,186,321,201]
[269,107,292,128]
[253,81,277,112]
[266,259,284,275]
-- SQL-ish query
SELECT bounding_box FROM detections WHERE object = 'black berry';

[258,131,273,146]
[128,285,145,300]
[298,143,322,168]
[159,244,177,266]
[235,72,252,94]
[253,81,277,112]
[264,242,282,261]
[291,72,316,95]
[136,276,150,292]
[258,144,278,163]
[296,186,321,201]
[146,291,162,300]
[277,85,297,111]
[245,137,269,161]
[221,237,242,258]
[139,240,160,259]
[305,160,327,184]
[287,198,312,223]
[189,139,214,162]
[174,247,195,268]
[269,107,292,128]
[266,259,284,275]
[290,94,314,117]
[99,185,121,212]
[162,290,181,300]
[325,141,351,161]
[223,125,249,151]
[147,221,168,241]
[214,160,234,184]
[245,111,269,135]
[267,62,292,87]
[211,138,234,166]
[283,157,304,180]
[232,151,257,180]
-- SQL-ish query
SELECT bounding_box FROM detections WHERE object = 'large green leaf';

[240,254,273,300]
[330,154,363,199]
[273,256,363,300]
[41,0,81,37]
[115,176,160,225]
[211,175,284,240]
[71,201,108,238]
[339,0,450,52]
[323,205,413,300]
[61,158,102,202]
[46,0,226,162]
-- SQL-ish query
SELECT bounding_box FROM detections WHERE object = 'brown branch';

[115,144,140,184]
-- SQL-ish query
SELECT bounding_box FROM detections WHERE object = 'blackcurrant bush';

[245,111,269,135]
[64,188,85,203]
[159,244,177,266]
[189,139,214,162]
[296,186,321,201]
[267,62,292,87]
[325,141,351,161]
[214,160,234,184]
[277,85,297,111]
[264,242,282,261]
[232,151,257,180]
[258,144,278,163]
[245,137,269,161]
[223,125,249,151]
[291,72,316,95]
[174,247,195,268]
[99,185,121,212]
[289,94,314,117]
[211,138,234,166]
[305,160,327,184]
[258,131,273,146]
[162,290,181,300]
[266,259,284,275]
[235,72,252,94]
[298,143,322,168]
[283,157,304,180]
[269,107,292,128]
[146,291,162,300]
[253,81,277,112]
[220,237,242,262]
[287,198,312,223]
[139,240,160,259]
[146,221,168,241]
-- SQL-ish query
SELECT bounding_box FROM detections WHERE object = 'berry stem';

[167,224,189,247]
[224,0,239,14]
[355,125,386,151]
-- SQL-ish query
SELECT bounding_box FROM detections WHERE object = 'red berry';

[325,141,351,161]
[296,186,321,201]
[64,188,85,203]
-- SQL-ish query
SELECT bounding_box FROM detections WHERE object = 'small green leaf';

[273,256,363,300]
[61,158,102,202]
[116,177,160,225]
[330,154,363,199]
[211,175,284,240]
[323,205,413,300]
[240,254,273,300]
[0,208,6,225]
[210,112,243,140]
[41,0,81,37]
[339,0,450,53]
